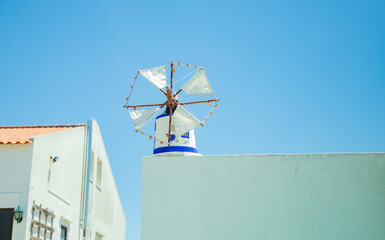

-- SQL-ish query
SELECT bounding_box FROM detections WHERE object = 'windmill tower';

[124,62,219,156]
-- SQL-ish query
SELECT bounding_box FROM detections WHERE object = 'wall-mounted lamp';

[14,206,23,223]
[50,156,59,163]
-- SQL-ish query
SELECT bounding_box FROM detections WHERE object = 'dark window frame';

[60,225,68,240]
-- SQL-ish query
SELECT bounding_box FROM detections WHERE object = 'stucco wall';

[142,153,385,240]
[0,144,33,239]
[86,120,126,240]
[28,126,86,240]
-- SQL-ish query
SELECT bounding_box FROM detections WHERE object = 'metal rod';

[31,207,34,239]
[38,211,41,239]
[44,214,47,240]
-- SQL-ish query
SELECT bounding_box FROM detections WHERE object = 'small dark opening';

[165,105,177,114]
[0,208,14,240]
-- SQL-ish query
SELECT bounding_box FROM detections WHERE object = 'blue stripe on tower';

[156,113,173,120]
[153,146,198,154]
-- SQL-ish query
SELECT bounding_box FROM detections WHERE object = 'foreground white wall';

[142,153,385,240]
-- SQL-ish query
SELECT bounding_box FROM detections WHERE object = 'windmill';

[124,61,219,155]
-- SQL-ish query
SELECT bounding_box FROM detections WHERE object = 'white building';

[142,153,385,240]
[0,120,125,240]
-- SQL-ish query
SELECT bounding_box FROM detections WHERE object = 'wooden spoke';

[159,88,167,96]
[160,100,168,109]
[173,89,182,97]
[168,107,172,146]
[170,61,174,91]
[178,99,220,106]
[124,103,164,109]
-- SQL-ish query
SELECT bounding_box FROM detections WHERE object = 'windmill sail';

[181,69,214,95]
[129,107,161,131]
[139,66,167,89]
[171,105,202,136]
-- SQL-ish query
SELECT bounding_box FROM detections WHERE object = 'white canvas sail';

[171,105,202,136]
[139,65,167,89]
[181,69,214,95]
[129,107,161,131]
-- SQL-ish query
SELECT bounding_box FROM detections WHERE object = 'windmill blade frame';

[124,61,220,147]
[129,107,162,131]
[138,65,167,90]
[181,68,215,96]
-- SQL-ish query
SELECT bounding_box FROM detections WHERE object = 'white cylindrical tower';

[153,112,200,156]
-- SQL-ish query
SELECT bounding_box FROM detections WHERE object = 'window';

[96,158,102,188]
[90,152,95,180]
[59,217,71,240]
[60,225,68,240]
[31,204,54,239]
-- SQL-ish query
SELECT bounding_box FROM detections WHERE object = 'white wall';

[86,120,126,240]
[0,144,33,239]
[28,126,86,240]
[142,153,385,240]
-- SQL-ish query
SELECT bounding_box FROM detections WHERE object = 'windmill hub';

[165,87,177,109]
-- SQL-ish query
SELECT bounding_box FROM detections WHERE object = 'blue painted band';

[153,146,198,154]
[156,112,173,120]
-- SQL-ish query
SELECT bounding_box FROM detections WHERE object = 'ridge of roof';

[0,123,85,129]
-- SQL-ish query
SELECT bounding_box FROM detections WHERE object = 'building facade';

[0,120,125,240]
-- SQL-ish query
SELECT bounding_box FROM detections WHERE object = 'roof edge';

[0,124,85,129]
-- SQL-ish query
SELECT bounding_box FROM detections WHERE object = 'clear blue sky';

[1,1,384,239]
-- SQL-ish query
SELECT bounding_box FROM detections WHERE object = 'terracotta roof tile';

[0,124,85,145]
